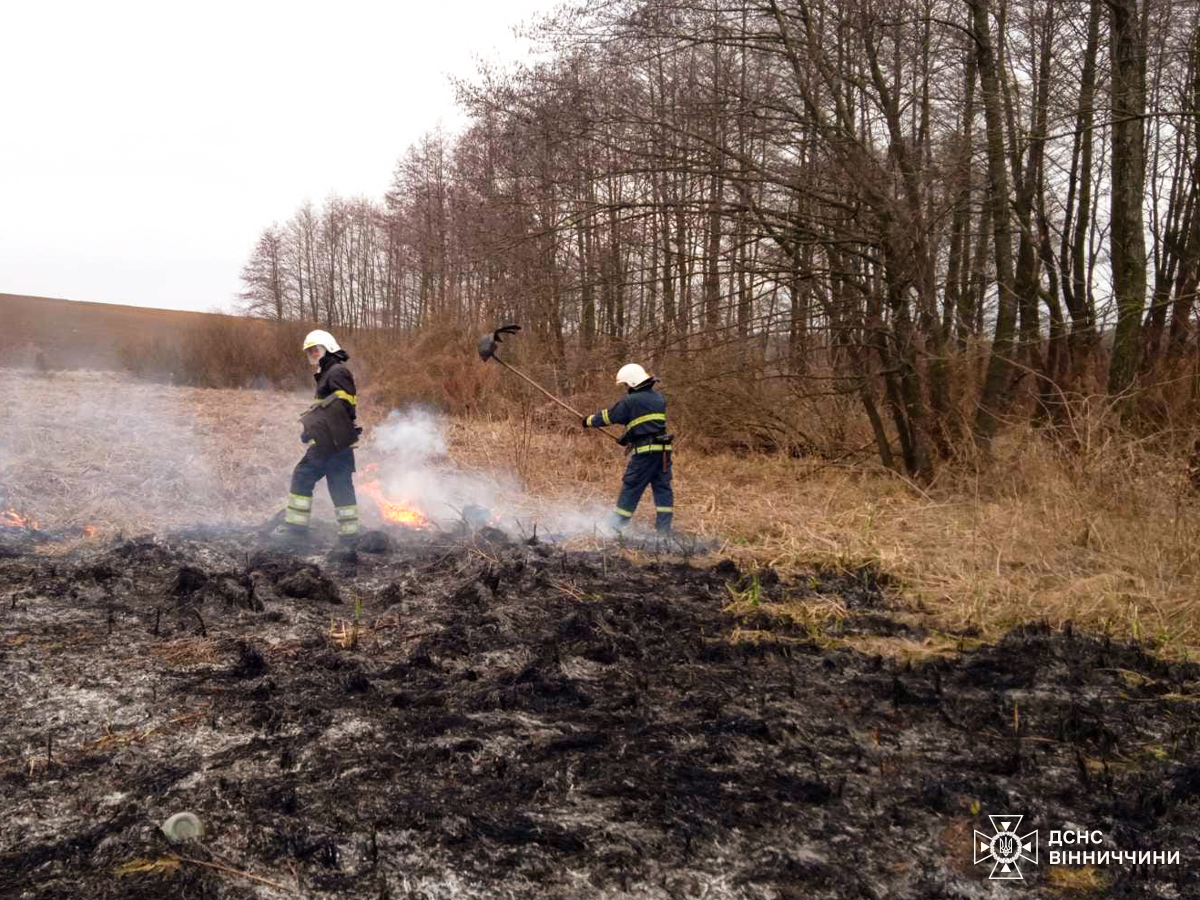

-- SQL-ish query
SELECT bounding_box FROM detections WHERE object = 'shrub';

[118,317,309,389]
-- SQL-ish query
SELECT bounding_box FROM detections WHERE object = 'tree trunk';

[970,0,1020,441]
[1059,0,1102,390]
[1106,0,1149,403]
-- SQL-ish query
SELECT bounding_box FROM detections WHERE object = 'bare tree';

[238,225,287,320]
[1106,0,1150,401]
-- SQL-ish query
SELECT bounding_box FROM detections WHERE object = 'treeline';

[239,0,1200,476]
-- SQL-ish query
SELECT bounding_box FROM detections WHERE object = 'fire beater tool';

[477,324,620,443]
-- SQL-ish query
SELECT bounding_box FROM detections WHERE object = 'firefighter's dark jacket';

[300,350,361,454]
[314,351,357,420]
[584,380,669,446]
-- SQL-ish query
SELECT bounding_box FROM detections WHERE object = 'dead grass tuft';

[1045,865,1108,894]
[723,590,851,636]
[89,708,209,752]
[831,633,988,664]
[149,638,220,665]
[938,817,979,877]
[329,618,361,651]
[725,628,807,646]
[114,857,182,878]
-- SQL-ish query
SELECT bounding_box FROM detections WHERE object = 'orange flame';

[2,509,39,530]
[83,525,97,537]
[358,480,431,529]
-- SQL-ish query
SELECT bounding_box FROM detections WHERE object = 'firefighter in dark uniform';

[583,363,673,534]
[283,330,361,543]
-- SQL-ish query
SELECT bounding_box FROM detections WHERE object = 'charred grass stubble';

[3,524,1200,898]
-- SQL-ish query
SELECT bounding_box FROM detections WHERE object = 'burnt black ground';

[0,526,1198,899]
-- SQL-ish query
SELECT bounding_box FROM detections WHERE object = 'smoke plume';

[370,408,617,538]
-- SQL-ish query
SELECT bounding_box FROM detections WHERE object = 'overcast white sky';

[0,0,560,313]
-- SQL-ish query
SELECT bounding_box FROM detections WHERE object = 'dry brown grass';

[149,638,221,666]
[1,369,307,533]
[88,708,209,752]
[1044,865,1108,894]
[0,293,219,370]
[938,818,980,878]
[5,366,1199,656]
[449,411,1200,656]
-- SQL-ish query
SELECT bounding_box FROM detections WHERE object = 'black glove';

[301,430,311,445]
[581,416,589,428]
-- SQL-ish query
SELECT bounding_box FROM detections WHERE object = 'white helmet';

[616,363,650,388]
[302,329,341,354]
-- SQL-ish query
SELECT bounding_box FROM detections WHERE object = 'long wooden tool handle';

[495,358,622,443]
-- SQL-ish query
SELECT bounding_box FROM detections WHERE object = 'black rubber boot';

[272,523,311,548]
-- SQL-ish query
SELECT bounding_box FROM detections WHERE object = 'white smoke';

[2,371,636,539]
[369,408,619,538]
[371,407,447,462]
[3,368,225,533]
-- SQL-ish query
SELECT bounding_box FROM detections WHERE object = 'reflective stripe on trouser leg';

[336,505,359,535]
[652,453,673,533]
[655,507,674,533]
[285,492,312,526]
[289,446,325,527]
[614,452,657,528]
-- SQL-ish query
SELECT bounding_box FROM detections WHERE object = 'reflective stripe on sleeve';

[601,408,612,426]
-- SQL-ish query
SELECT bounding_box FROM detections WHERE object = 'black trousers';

[612,450,673,532]
[286,447,358,534]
